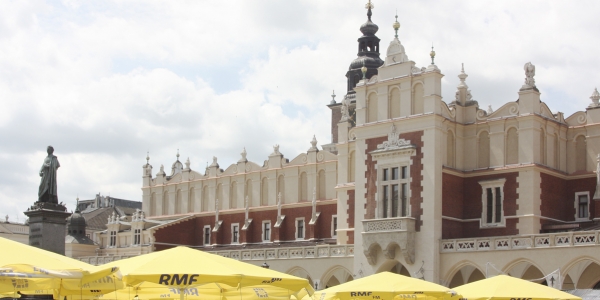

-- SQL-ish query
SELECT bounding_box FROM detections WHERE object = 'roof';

[565,290,600,300]
[65,234,95,245]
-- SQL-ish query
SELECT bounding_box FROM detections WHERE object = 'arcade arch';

[321,266,353,289]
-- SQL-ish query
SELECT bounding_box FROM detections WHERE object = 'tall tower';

[345,0,384,98]
[327,1,384,147]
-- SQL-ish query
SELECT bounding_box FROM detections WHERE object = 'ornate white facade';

[80,3,600,291]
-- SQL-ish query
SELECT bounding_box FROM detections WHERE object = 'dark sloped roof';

[65,234,95,245]
[82,207,118,230]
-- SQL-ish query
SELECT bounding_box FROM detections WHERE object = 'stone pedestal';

[24,202,71,255]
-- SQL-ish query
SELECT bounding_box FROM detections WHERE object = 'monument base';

[24,202,71,255]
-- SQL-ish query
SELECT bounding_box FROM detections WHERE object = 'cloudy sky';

[1,0,599,222]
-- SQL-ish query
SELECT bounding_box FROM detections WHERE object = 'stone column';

[24,203,71,255]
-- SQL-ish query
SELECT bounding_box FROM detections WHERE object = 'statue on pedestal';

[38,146,60,204]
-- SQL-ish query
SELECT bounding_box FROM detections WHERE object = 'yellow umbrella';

[102,246,313,300]
[0,237,121,296]
[312,272,457,300]
[453,275,580,300]
[66,283,305,300]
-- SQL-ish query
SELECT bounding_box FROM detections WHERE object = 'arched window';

[202,186,208,212]
[188,187,195,213]
[300,172,308,201]
[447,130,455,168]
[540,128,546,165]
[230,182,237,209]
[349,151,355,182]
[412,83,424,115]
[277,175,285,204]
[576,135,587,171]
[390,88,401,118]
[506,127,518,165]
[162,191,169,215]
[261,178,269,206]
[175,189,182,214]
[150,192,156,216]
[368,93,378,123]
[478,131,490,168]
[318,169,326,200]
[245,179,253,207]
[216,184,223,210]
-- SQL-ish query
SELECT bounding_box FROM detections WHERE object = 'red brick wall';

[363,131,424,230]
[154,203,337,248]
[461,172,519,238]
[153,217,198,251]
[347,190,355,244]
[566,177,597,220]
[442,172,464,239]
[403,131,424,231]
[540,173,569,224]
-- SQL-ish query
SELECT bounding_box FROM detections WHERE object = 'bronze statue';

[38,146,60,203]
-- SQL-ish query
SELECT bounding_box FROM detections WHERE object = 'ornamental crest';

[377,124,411,150]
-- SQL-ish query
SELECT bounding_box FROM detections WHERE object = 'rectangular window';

[380,165,410,218]
[263,221,271,242]
[486,188,493,223]
[204,226,211,245]
[575,192,590,220]
[134,229,141,245]
[296,219,305,239]
[479,179,506,227]
[332,216,337,237]
[232,224,239,244]
[109,231,117,247]
[401,183,407,217]
[382,185,389,218]
[495,187,502,223]
[391,184,399,217]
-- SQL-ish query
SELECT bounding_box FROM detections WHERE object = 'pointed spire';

[365,0,374,20]
[458,63,468,87]
[75,197,80,213]
[393,11,400,39]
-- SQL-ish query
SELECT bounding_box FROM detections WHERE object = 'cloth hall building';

[80,4,600,291]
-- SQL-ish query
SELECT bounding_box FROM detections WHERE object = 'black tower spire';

[345,1,384,96]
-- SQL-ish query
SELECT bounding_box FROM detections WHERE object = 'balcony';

[362,217,416,265]
[209,244,354,261]
[440,230,600,253]
[79,244,354,265]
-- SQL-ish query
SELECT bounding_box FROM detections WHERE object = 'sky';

[1,0,600,222]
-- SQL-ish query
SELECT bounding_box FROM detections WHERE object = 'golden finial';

[393,11,400,39]
[365,0,374,10]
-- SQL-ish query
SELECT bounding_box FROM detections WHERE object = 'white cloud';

[1,0,599,221]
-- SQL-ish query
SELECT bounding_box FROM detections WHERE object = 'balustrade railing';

[441,230,600,253]
[362,217,415,233]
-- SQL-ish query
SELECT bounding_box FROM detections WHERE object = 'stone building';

[81,3,600,290]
